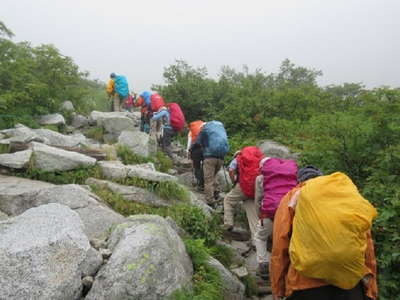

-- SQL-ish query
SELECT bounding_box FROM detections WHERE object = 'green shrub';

[169,239,223,300]
[208,243,234,268]
[14,165,102,184]
[155,151,173,173]
[242,274,258,297]
[0,143,10,154]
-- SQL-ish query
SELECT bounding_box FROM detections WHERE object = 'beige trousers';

[113,94,121,112]
[223,183,258,241]
[203,157,223,204]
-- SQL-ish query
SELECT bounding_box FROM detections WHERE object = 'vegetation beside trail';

[155,60,400,299]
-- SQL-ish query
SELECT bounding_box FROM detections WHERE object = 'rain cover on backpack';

[168,103,186,132]
[114,75,129,99]
[261,158,297,219]
[289,172,377,289]
[201,121,229,159]
[237,146,264,198]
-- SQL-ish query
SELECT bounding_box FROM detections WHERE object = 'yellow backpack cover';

[289,172,377,289]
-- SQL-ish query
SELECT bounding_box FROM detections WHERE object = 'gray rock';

[216,168,232,192]
[98,161,128,180]
[71,114,89,128]
[31,142,96,172]
[80,247,103,277]
[0,124,46,144]
[258,140,297,160]
[86,178,172,207]
[87,215,193,300]
[230,266,248,278]
[102,116,135,135]
[99,248,112,259]
[167,168,178,175]
[189,192,213,217]
[0,175,53,216]
[208,257,245,300]
[89,111,140,124]
[103,132,119,144]
[82,276,94,289]
[34,184,125,239]
[0,210,8,220]
[61,100,74,111]
[0,149,32,169]
[118,130,150,157]
[0,203,96,300]
[33,129,86,147]
[177,171,195,187]
[0,133,5,140]
[38,113,66,126]
[90,238,107,250]
[135,162,156,171]
[127,165,178,182]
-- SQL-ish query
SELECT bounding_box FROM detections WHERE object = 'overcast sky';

[2,0,400,91]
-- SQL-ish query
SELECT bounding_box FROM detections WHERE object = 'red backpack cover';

[261,158,298,219]
[237,146,265,198]
[168,103,186,132]
[150,93,165,112]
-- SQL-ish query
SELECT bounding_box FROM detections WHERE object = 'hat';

[110,73,116,78]
[233,150,241,158]
[297,165,323,183]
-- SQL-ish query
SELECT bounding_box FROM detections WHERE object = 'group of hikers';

[107,73,378,300]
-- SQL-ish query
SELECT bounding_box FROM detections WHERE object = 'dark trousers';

[140,113,150,134]
[190,146,204,188]
[160,127,175,158]
[287,282,369,300]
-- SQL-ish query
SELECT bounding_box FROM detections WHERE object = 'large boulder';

[30,142,96,172]
[257,140,298,160]
[118,130,149,157]
[86,215,193,300]
[208,257,245,300]
[98,161,158,180]
[89,111,140,124]
[61,100,74,111]
[34,185,125,239]
[0,124,47,144]
[0,149,32,169]
[71,114,89,129]
[127,165,178,183]
[33,129,86,147]
[86,178,171,207]
[0,210,8,220]
[0,203,101,300]
[38,113,66,126]
[0,175,54,216]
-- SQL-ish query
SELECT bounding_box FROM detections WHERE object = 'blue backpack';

[114,75,129,99]
[201,121,229,158]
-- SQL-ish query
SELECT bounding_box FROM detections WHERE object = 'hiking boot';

[257,262,269,280]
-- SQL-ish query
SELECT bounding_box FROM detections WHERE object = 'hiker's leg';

[213,159,223,198]
[287,285,334,300]
[203,158,218,204]
[243,198,258,242]
[255,218,273,264]
[162,127,174,158]
[334,281,367,300]
[223,184,246,227]
[113,94,120,112]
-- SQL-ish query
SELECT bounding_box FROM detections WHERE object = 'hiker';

[135,95,150,133]
[194,121,229,205]
[253,157,298,280]
[106,73,129,112]
[222,146,264,243]
[270,166,378,300]
[139,91,166,140]
[187,120,206,190]
[151,107,174,157]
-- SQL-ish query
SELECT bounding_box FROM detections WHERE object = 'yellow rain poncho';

[289,172,377,289]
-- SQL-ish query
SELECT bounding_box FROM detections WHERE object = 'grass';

[0,143,10,154]
[242,274,258,297]
[116,176,190,202]
[85,127,104,142]
[13,165,102,185]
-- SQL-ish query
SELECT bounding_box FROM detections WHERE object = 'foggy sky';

[2,0,400,92]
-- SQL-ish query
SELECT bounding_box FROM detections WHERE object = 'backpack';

[237,146,264,198]
[289,172,377,289]
[261,158,298,219]
[189,120,204,144]
[114,75,129,99]
[201,121,229,159]
[150,93,165,112]
[168,103,186,132]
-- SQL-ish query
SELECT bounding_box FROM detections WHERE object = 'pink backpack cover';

[261,158,298,219]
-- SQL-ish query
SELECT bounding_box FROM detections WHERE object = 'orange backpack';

[189,120,204,143]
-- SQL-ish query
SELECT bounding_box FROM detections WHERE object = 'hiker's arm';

[364,230,378,300]
[254,175,263,212]
[229,169,236,184]
[151,110,168,121]
[106,80,114,95]
[270,192,295,298]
